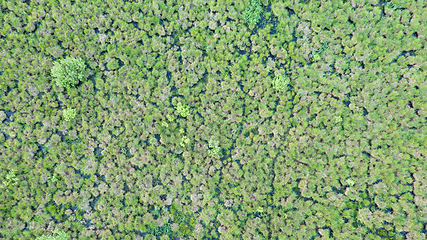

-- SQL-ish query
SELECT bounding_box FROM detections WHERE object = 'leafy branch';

[243,0,263,28]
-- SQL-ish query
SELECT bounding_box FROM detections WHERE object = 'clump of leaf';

[334,115,343,123]
[147,223,172,237]
[107,58,120,71]
[180,136,190,147]
[272,74,289,91]
[166,114,176,122]
[0,169,19,193]
[346,178,355,186]
[51,57,86,90]
[161,121,169,127]
[208,139,221,157]
[0,111,6,122]
[36,230,70,240]
[176,102,190,118]
[62,108,77,121]
[243,0,263,27]
[121,147,131,158]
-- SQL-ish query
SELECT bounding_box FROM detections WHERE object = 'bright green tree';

[36,230,70,240]
[176,102,190,118]
[272,74,289,91]
[62,108,77,121]
[51,57,86,90]
[208,139,221,157]
[243,0,263,27]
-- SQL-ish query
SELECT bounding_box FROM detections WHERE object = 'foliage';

[0,111,6,122]
[161,121,169,127]
[0,169,19,193]
[51,57,86,90]
[208,139,221,157]
[107,58,120,71]
[334,116,343,123]
[1,0,426,239]
[346,178,355,186]
[147,223,172,237]
[120,147,132,158]
[62,108,77,121]
[385,1,401,10]
[166,114,176,122]
[311,42,329,61]
[36,230,70,240]
[180,135,190,147]
[243,0,263,27]
[272,74,289,91]
[176,102,190,118]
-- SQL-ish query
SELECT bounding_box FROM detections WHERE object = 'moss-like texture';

[1,0,426,239]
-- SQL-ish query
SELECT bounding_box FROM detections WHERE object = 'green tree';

[62,108,77,121]
[272,74,289,91]
[107,58,120,70]
[36,230,70,240]
[0,168,19,193]
[176,102,190,118]
[208,139,221,157]
[243,0,263,28]
[51,57,86,90]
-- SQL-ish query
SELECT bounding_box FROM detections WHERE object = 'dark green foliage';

[147,223,172,237]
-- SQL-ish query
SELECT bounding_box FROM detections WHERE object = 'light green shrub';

[176,102,190,118]
[334,116,343,123]
[243,0,263,27]
[180,136,190,147]
[272,74,289,91]
[62,108,77,121]
[0,169,18,193]
[107,58,120,70]
[208,139,221,157]
[51,57,86,90]
[166,114,176,122]
[36,230,70,240]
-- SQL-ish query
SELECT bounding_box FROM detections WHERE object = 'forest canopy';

[0,0,426,239]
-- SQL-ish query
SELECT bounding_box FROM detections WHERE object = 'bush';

[176,102,190,118]
[51,57,86,90]
[208,139,221,157]
[107,58,120,70]
[180,136,190,147]
[36,230,70,240]
[243,0,263,27]
[62,108,77,121]
[0,169,18,193]
[272,74,289,91]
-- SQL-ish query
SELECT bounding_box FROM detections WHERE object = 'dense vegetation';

[1,0,427,239]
